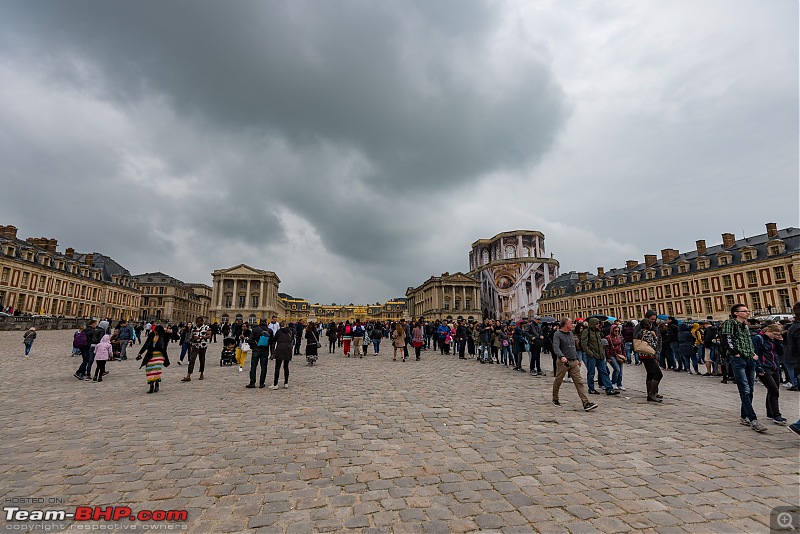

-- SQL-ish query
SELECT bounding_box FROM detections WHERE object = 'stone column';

[259,280,264,311]
[518,235,523,256]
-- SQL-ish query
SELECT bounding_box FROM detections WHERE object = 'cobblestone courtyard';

[1,329,797,533]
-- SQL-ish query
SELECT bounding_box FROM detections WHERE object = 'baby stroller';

[220,337,237,366]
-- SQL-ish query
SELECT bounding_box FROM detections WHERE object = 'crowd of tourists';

[43,300,800,436]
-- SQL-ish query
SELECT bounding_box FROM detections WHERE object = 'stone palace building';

[537,223,800,322]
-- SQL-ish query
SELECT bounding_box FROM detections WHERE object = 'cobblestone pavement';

[1,329,798,533]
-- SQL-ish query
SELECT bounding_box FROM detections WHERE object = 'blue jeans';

[423,334,431,349]
[372,338,381,354]
[500,345,512,365]
[786,364,799,388]
[586,357,612,392]
[24,340,34,355]
[576,350,587,366]
[624,342,633,364]
[730,355,758,421]
[179,342,190,362]
[608,358,623,387]
[672,345,682,369]
[76,346,95,376]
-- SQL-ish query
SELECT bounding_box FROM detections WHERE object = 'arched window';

[235,314,243,322]
[248,314,257,324]
[522,246,531,257]
[221,314,229,323]
[482,250,490,264]
[505,245,516,259]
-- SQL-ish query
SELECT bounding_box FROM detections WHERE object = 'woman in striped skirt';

[137,325,171,393]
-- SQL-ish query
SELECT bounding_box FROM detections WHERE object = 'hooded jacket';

[94,334,114,361]
[753,333,783,373]
[580,318,604,360]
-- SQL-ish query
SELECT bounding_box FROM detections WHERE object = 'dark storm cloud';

[2,0,566,190]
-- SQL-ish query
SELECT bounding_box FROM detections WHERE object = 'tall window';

[725,295,735,307]
[722,275,732,289]
[252,295,259,308]
[774,266,786,281]
[746,271,757,285]
[684,300,692,315]
[750,292,761,310]
[701,279,710,291]
[703,297,713,314]
[681,281,690,295]
[505,245,516,259]
[238,295,245,308]
[778,289,790,308]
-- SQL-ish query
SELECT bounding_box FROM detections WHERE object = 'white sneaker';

[239,366,243,372]
[565,377,573,383]
[619,386,626,391]
[283,383,289,389]
[612,385,619,390]
[268,385,279,390]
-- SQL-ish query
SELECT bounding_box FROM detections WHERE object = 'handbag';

[241,341,251,352]
[614,353,627,364]
[312,332,321,348]
[633,338,655,356]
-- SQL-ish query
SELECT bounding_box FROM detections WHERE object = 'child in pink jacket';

[93,334,113,382]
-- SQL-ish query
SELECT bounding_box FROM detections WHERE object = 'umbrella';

[606,316,617,322]
[587,314,608,321]
[538,316,557,323]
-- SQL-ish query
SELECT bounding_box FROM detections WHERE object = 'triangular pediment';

[443,272,479,284]
[217,264,268,276]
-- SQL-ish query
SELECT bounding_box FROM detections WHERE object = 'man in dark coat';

[246,318,271,389]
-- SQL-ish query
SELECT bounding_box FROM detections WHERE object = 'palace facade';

[467,231,560,321]
[0,225,141,320]
[132,272,211,324]
[537,223,800,322]
[405,272,482,321]
[208,264,284,324]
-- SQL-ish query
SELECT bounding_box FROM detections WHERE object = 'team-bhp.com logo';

[4,506,188,523]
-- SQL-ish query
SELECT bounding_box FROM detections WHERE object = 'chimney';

[0,225,17,239]
[65,247,74,259]
[47,239,57,253]
[577,272,587,282]
[766,222,778,238]
[597,267,605,277]
[626,260,639,270]
[696,240,707,255]
[644,254,658,267]
[722,233,736,249]
[661,248,679,264]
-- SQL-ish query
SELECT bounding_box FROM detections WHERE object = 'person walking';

[754,324,787,425]
[22,327,36,357]
[526,317,545,375]
[137,325,170,394]
[352,320,365,358]
[370,322,384,355]
[177,322,192,365]
[392,323,406,361]
[182,316,210,382]
[721,304,767,433]
[92,334,113,382]
[305,323,319,365]
[581,318,618,396]
[326,322,338,353]
[635,317,663,402]
[604,324,626,391]
[269,322,293,389]
[552,319,598,412]
[246,318,271,388]
[116,320,133,360]
[75,320,99,380]
[411,321,424,361]
[342,320,353,357]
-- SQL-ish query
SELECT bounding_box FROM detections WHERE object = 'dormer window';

[645,270,655,280]
[606,279,614,287]
[617,276,626,285]
[697,259,709,270]
[661,267,671,277]
[718,254,732,266]
[741,248,756,261]
[767,241,785,256]
[4,245,15,256]
[575,285,582,293]
[632,273,641,282]
[678,263,689,274]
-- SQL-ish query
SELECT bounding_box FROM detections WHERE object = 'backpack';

[73,331,88,348]
[354,325,365,336]
[257,330,270,347]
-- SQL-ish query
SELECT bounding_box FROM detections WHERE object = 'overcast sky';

[1,0,797,304]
